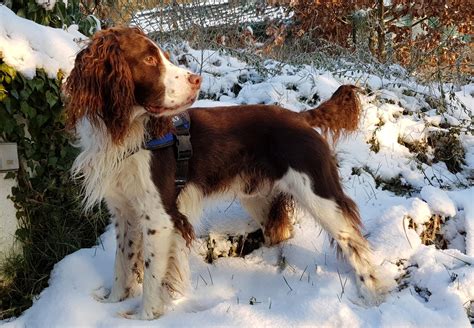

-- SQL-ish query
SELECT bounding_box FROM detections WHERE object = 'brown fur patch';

[64,28,140,144]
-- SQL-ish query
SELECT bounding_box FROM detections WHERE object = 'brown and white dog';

[65,27,386,320]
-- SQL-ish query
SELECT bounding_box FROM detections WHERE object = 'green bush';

[0,1,107,319]
[0,58,108,319]
[4,0,99,36]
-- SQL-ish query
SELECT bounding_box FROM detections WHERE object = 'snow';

[456,84,474,116]
[0,5,84,79]
[448,189,474,257]
[35,0,63,11]
[4,187,474,327]
[420,186,457,218]
[2,8,474,328]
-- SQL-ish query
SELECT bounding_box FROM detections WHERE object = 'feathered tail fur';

[299,85,361,143]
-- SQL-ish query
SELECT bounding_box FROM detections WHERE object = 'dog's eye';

[144,56,157,65]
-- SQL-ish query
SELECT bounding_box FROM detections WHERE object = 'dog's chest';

[107,150,155,200]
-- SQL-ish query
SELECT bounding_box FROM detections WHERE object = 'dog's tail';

[299,85,361,143]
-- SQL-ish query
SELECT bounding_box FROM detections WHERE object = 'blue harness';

[144,132,175,150]
[143,112,192,190]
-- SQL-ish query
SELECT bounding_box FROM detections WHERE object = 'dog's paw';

[92,287,127,303]
[92,285,140,303]
[119,306,163,320]
[93,288,126,303]
[356,268,395,306]
[92,286,113,302]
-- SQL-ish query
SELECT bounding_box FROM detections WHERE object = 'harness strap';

[143,112,192,190]
[172,112,192,190]
[144,132,174,150]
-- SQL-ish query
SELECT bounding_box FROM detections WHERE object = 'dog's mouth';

[144,96,197,115]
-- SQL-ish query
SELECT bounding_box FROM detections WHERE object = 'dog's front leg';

[107,215,143,302]
[123,206,174,320]
[95,201,144,303]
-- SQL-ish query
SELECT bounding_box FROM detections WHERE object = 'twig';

[199,274,208,286]
[286,262,297,273]
[402,216,413,249]
[336,269,348,301]
[224,195,237,213]
[299,265,308,281]
[207,266,214,285]
[440,251,473,266]
[282,275,293,292]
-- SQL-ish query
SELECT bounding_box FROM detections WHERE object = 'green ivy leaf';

[36,114,49,127]
[15,227,30,242]
[0,85,6,101]
[45,90,58,108]
[48,157,58,166]
[31,78,45,91]
[0,63,17,78]
[10,88,19,99]
[27,2,39,15]
[20,101,36,118]
[16,8,26,18]
[20,88,32,99]
[4,171,16,179]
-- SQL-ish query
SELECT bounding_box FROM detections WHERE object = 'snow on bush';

[0,6,84,78]
[35,0,55,11]
[421,186,457,218]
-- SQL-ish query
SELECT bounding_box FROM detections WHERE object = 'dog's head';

[65,27,201,143]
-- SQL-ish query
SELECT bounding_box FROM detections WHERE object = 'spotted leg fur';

[95,199,143,303]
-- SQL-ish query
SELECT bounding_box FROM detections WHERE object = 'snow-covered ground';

[1,5,474,327]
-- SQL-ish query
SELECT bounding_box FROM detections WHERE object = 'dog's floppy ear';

[65,29,135,144]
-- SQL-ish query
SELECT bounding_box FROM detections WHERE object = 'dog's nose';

[188,74,202,87]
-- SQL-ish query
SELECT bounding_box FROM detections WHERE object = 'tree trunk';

[376,0,386,62]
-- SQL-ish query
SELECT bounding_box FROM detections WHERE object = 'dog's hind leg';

[265,193,296,245]
[277,168,388,304]
[240,192,295,245]
[177,183,204,226]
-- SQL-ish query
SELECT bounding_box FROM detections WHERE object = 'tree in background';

[287,0,472,82]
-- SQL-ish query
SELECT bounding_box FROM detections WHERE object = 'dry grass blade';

[282,275,293,292]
